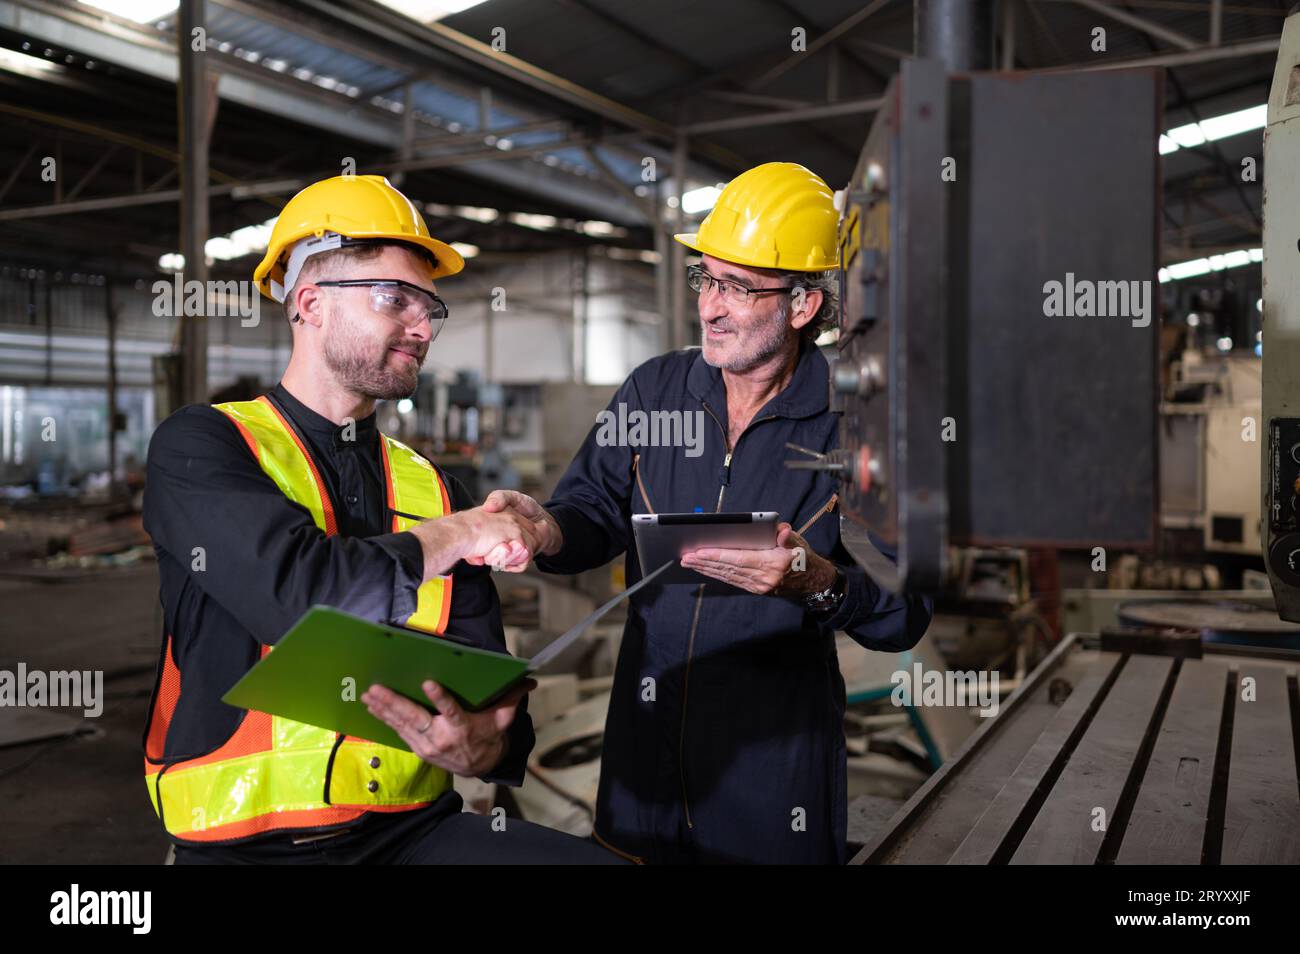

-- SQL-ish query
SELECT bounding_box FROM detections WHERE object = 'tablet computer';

[632,511,779,585]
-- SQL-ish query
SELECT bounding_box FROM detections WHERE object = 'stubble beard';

[322,307,422,401]
[702,297,793,373]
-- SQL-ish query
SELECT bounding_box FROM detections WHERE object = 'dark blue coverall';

[535,339,933,864]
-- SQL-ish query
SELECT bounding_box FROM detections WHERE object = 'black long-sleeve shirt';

[142,382,532,796]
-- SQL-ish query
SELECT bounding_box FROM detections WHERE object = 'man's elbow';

[852,594,933,653]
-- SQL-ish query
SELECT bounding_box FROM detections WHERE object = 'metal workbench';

[852,633,1300,864]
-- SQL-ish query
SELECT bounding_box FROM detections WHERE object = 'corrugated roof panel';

[152,2,726,192]
[205,5,407,92]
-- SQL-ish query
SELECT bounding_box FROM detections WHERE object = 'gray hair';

[777,269,840,342]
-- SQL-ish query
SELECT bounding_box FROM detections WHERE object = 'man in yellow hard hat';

[482,162,933,864]
[141,174,621,863]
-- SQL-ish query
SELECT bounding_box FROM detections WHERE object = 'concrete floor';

[0,563,170,863]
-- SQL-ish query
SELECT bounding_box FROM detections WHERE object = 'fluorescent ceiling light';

[205,218,276,262]
[373,0,491,22]
[681,185,722,215]
[157,217,277,271]
[1158,247,1261,283]
[508,212,559,230]
[0,48,64,77]
[578,220,627,238]
[451,242,479,259]
[454,205,499,223]
[1159,104,1266,155]
[79,0,179,23]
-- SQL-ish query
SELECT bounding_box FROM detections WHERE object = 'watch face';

[805,586,838,610]
[805,569,846,612]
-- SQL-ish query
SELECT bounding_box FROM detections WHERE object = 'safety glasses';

[314,279,449,338]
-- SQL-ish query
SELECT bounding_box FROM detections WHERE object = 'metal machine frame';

[820,60,1163,595]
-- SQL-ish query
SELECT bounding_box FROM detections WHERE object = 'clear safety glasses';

[314,279,449,339]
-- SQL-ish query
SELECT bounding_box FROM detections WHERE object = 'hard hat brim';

[673,231,836,272]
[673,232,703,253]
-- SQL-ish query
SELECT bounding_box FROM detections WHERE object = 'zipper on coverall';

[678,401,775,829]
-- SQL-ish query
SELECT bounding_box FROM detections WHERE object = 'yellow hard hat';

[674,162,839,271]
[253,174,464,301]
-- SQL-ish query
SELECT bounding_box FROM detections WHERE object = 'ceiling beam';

[0,0,656,224]
[703,90,813,110]
[748,0,893,90]
[840,37,913,61]
[1046,35,1278,71]
[295,0,675,140]
[0,132,623,221]
[582,146,655,224]
[681,97,883,134]
[1039,0,1282,17]
[1069,0,1202,51]
[758,0,892,87]
[62,144,121,202]
[0,142,39,204]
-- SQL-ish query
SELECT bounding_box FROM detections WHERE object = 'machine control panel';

[1266,418,1300,587]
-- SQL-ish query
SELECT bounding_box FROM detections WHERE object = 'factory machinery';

[798,22,1299,863]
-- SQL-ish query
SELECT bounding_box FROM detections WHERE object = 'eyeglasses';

[686,264,799,306]
[314,279,449,335]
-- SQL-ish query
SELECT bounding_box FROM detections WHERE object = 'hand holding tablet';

[632,511,780,585]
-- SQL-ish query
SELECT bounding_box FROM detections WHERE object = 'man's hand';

[408,505,541,579]
[361,678,536,777]
[679,522,837,597]
[480,490,564,565]
[455,505,544,572]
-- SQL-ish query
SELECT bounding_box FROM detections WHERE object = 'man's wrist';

[540,510,564,556]
[471,731,508,778]
[411,512,471,579]
[790,555,837,597]
[802,565,846,614]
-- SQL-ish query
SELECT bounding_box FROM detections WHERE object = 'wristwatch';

[803,566,846,615]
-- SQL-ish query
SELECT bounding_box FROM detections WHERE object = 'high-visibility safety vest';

[143,395,455,843]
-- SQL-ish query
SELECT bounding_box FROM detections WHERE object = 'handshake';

[409,490,564,580]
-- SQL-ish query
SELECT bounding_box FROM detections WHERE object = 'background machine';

[817,59,1162,594]
[827,14,1299,865]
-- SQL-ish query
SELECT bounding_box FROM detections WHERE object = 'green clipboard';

[221,561,672,753]
[221,606,531,752]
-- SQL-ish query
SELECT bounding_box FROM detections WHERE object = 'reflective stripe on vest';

[143,395,454,843]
